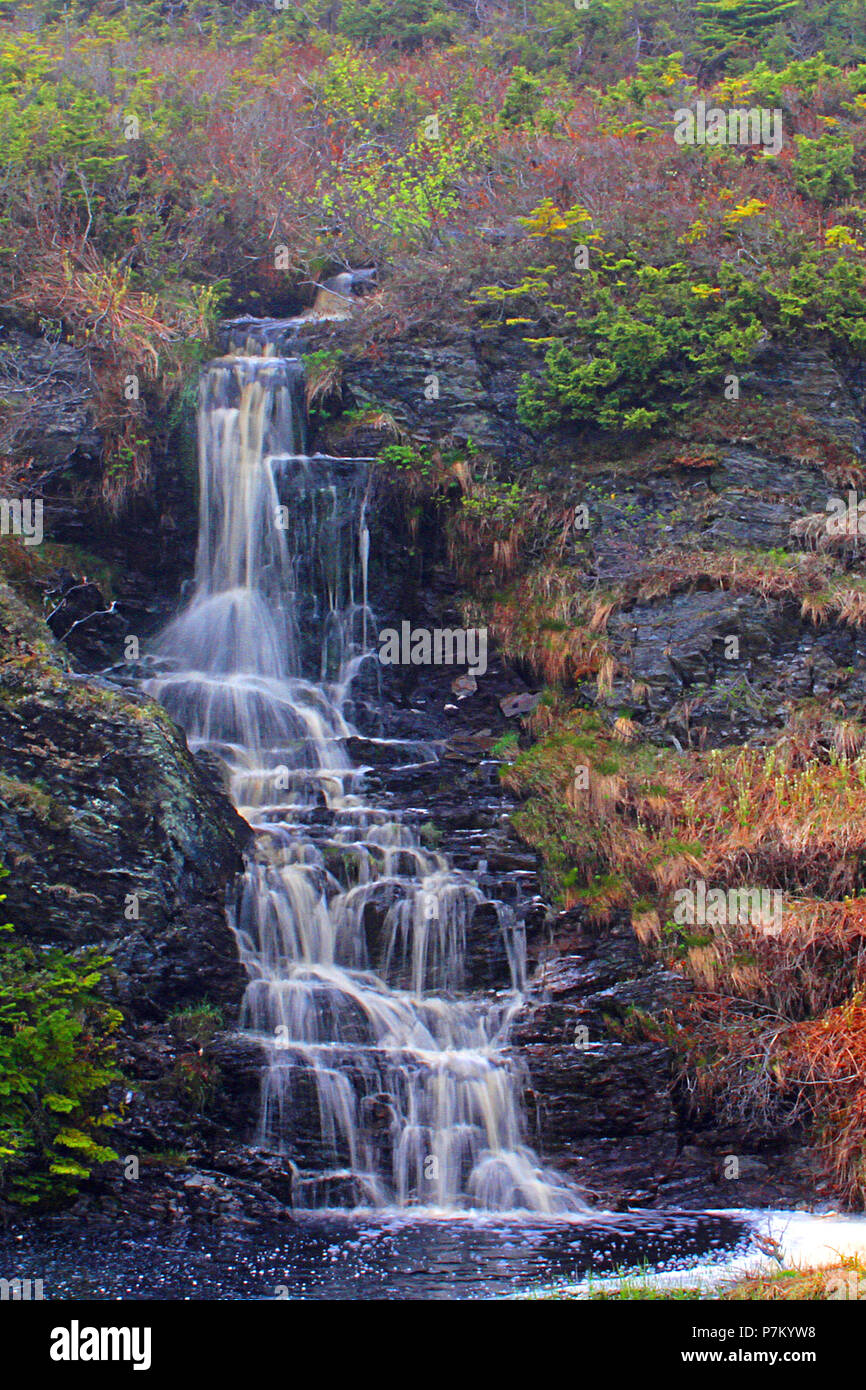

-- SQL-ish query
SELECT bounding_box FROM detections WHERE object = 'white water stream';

[147,335,583,1214]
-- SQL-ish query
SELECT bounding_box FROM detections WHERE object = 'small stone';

[452,673,477,697]
[499,692,540,718]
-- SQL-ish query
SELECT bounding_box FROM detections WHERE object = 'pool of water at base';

[0,1210,755,1300]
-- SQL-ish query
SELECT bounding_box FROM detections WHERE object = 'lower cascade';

[148,331,583,1215]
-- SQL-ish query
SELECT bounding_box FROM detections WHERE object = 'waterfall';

[148,332,584,1215]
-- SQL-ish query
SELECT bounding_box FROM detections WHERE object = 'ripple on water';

[0,1210,754,1300]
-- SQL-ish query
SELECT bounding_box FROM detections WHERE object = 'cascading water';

[148,328,584,1215]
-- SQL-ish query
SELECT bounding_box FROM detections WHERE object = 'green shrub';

[0,868,121,1207]
[515,258,765,433]
[338,0,454,50]
[169,1001,225,1048]
[793,132,856,203]
[500,66,545,129]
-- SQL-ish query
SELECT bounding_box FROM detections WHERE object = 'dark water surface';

[0,1210,752,1299]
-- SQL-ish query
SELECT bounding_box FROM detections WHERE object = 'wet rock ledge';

[0,580,248,1017]
[0,578,263,1226]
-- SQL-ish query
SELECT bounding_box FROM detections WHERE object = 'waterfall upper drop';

[148,330,584,1215]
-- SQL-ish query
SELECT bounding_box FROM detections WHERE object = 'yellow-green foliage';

[0,867,121,1207]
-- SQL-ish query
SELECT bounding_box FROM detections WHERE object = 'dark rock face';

[0,581,248,1022]
[511,918,689,1208]
[511,911,816,1209]
[0,323,101,475]
[607,590,866,745]
[0,579,261,1226]
[339,329,542,462]
[0,317,200,652]
[62,1029,295,1231]
[746,344,862,449]
[44,572,127,664]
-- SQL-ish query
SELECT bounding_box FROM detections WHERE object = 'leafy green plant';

[0,867,121,1207]
[378,442,435,475]
[302,348,344,412]
[461,480,526,523]
[418,820,442,848]
[491,731,520,758]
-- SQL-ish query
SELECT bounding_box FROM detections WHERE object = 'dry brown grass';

[471,545,866,727]
[630,546,866,630]
[4,238,217,511]
[477,566,618,689]
[447,492,549,583]
[505,701,866,1201]
[720,1261,866,1300]
[510,702,866,917]
[5,242,195,369]
[789,509,866,556]
[304,357,343,409]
